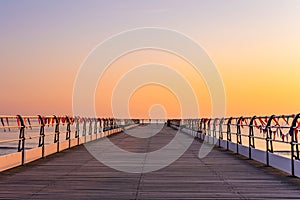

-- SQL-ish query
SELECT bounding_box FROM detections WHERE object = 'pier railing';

[168,113,300,177]
[2,114,300,176]
[0,115,139,171]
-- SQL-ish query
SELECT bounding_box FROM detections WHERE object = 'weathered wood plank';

[0,125,299,199]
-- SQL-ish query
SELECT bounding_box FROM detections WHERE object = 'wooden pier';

[0,125,300,199]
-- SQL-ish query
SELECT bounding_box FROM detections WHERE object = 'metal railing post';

[266,115,275,166]
[248,116,257,159]
[103,118,107,136]
[207,119,211,143]
[65,116,71,149]
[75,117,80,145]
[192,119,195,135]
[197,119,201,139]
[212,119,217,145]
[17,115,26,165]
[226,117,232,151]
[110,118,113,135]
[289,113,300,176]
[53,116,60,153]
[200,119,205,140]
[38,115,45,158]
[107,118,110,136]
[236,116,243,154]
[197,119,200,137]
[88,118,92,141]
[83,118,87,143]
[203,119,207,141]
[218,118,224,147]
[101,118,104,137]
[98,118,102,135]
[94,118,98,140]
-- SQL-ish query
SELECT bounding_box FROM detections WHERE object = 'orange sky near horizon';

[128,84,181,119]
[1,42,299,118]
[94,47,300,118]
[95,49,211,119]
[1,1,300,118]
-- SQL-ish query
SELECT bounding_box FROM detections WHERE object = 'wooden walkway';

[0,125,300,199]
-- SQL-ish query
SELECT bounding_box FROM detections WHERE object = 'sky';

[0,0,300,118]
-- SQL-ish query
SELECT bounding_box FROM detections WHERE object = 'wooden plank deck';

[0,125,300,199]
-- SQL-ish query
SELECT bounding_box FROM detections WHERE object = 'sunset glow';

[1,0,300,118]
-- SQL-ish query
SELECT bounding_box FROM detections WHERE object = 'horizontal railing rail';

[0,115,140,171]
[2,114,299,176]
[167,113,300,177]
